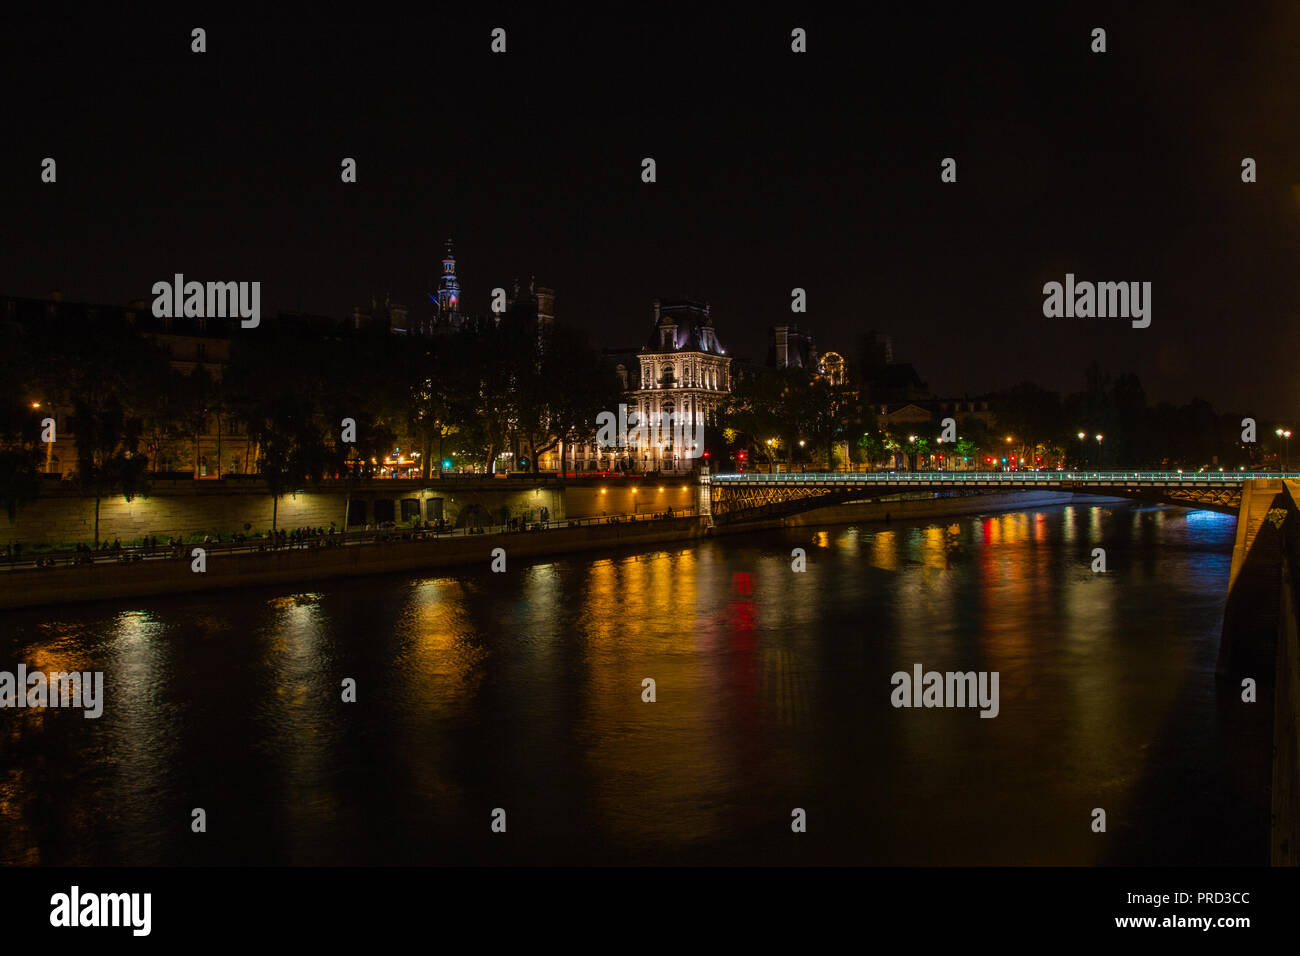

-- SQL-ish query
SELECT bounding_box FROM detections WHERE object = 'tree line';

[720,360,1284,474]
[0,308,619,539]
[0,302,1285,542]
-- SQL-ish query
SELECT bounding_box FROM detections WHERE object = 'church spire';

[436,238,461,317]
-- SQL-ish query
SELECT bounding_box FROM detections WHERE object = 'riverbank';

[1,491,1139,611]
[0,516,707,610]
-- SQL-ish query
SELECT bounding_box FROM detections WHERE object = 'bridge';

[705,469,1300,862]
[704,470,1300,523]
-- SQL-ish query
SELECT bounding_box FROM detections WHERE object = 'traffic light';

[519,457,529,469]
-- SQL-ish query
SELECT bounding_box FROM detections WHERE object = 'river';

[0,500,1271,865]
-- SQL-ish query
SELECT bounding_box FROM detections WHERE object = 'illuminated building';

[434,238,461,320]
[633,299,731,474]
[551,299,733,475]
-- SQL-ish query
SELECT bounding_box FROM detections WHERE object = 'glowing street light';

[1277,427,1293,471]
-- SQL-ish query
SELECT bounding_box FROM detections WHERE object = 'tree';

[181,364,215,477]
[802,376,865,471]
[541,327,623,476]
[722,368,785,463]
[34,309,160,544]
[248,392,331,531]
[405,337,463,479]
[487,318,622,475]
[136,365,187,472]
[954,437,977,469]
[225,326,332,529]
[857,431,885,470]
[994,382,1064,453]
[70,395,149,547]
[957,415,993,467]
[903,435,930,471]
[0,320,44,519]
[0,446,41,522]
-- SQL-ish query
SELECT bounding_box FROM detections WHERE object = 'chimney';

[653,298,661,322]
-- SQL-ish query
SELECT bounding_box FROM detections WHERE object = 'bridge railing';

[710,471,1295,485]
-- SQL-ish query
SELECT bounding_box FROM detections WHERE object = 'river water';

[0,500,1272,865]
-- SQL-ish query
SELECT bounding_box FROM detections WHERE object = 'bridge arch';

[707,471,1260,523]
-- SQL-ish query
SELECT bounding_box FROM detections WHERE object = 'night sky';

[3,6,1298,414]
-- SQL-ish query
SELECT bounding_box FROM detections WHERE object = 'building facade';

[554,298,732,474]
[767,324,818,370]
[630,299,729,473]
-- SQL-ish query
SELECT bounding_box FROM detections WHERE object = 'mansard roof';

[641,298,725,355]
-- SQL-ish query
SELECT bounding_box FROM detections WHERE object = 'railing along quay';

[0,508,696,573]
[710,471,1294,485]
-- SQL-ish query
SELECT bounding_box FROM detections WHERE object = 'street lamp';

[1095,434,1104,471]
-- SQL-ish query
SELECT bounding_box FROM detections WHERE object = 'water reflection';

[0,503,1265,865]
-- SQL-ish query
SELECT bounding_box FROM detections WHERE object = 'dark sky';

[4,6,1299,415]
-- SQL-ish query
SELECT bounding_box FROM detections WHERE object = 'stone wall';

[1272,481,1300,865]
[1214,477,1298,865]
[564,481,696,521]
[0,478,567,547]
[0,516,705,610]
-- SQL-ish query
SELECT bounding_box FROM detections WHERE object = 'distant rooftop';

[642,298,725,355]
